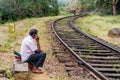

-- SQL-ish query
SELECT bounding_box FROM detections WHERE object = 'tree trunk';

[112,0,119,16]
[113,4,116,16]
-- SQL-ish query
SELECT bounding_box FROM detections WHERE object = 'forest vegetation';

[0,0,59,23]
[0,0,120,23]
[59,0,120,15]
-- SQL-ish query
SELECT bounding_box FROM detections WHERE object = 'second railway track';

[52,14,120,80]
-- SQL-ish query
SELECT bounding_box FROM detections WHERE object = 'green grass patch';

[75,15,120,38]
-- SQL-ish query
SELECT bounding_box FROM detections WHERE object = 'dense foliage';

[96,0,120,15]
[0,0,59,23]
[78,0,96,12]
[58,0,120,15]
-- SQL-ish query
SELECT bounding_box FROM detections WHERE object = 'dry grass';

[0,15,70,80]
[75,15,120,47]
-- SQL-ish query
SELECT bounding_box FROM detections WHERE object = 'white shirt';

[20,36,37,62]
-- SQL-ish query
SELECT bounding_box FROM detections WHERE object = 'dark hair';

[29,28,38,36]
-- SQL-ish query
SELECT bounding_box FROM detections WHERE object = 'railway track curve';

[52,14,120,80]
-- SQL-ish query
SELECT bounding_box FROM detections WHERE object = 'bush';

[0,0,60,23]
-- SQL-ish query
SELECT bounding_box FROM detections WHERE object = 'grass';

[59,18,70,25]
[0,16,65,52]
[71,47,76,51]
[0,61,14,80]
[75,15,120,47]
[0,15,70,80]
[81,54,87,60]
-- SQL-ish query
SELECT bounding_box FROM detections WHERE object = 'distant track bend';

[52,14,120,80]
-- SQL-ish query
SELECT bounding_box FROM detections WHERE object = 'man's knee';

[40,52,46,58]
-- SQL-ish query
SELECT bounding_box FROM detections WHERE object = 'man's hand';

[35,34,39,41]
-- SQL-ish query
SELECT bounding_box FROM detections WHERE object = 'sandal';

[32,69,43,74]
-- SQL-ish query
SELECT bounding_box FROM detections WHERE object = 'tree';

[96,0,119,15]
[112,0,119,16]
[66,0,81,13]
[75,0,96,13]
[116,0,120,14]
[0,0,59,23]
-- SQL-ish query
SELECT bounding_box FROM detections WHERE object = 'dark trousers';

[26,52,46,67]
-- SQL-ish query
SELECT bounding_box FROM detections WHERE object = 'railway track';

[52,14,120,80]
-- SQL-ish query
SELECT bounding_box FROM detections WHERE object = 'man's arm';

[35,34,42,53]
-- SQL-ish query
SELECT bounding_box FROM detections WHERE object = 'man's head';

[29,28,38,38]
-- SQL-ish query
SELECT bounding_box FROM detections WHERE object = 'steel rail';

[70,16,120,53]
[51,15,109,80]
